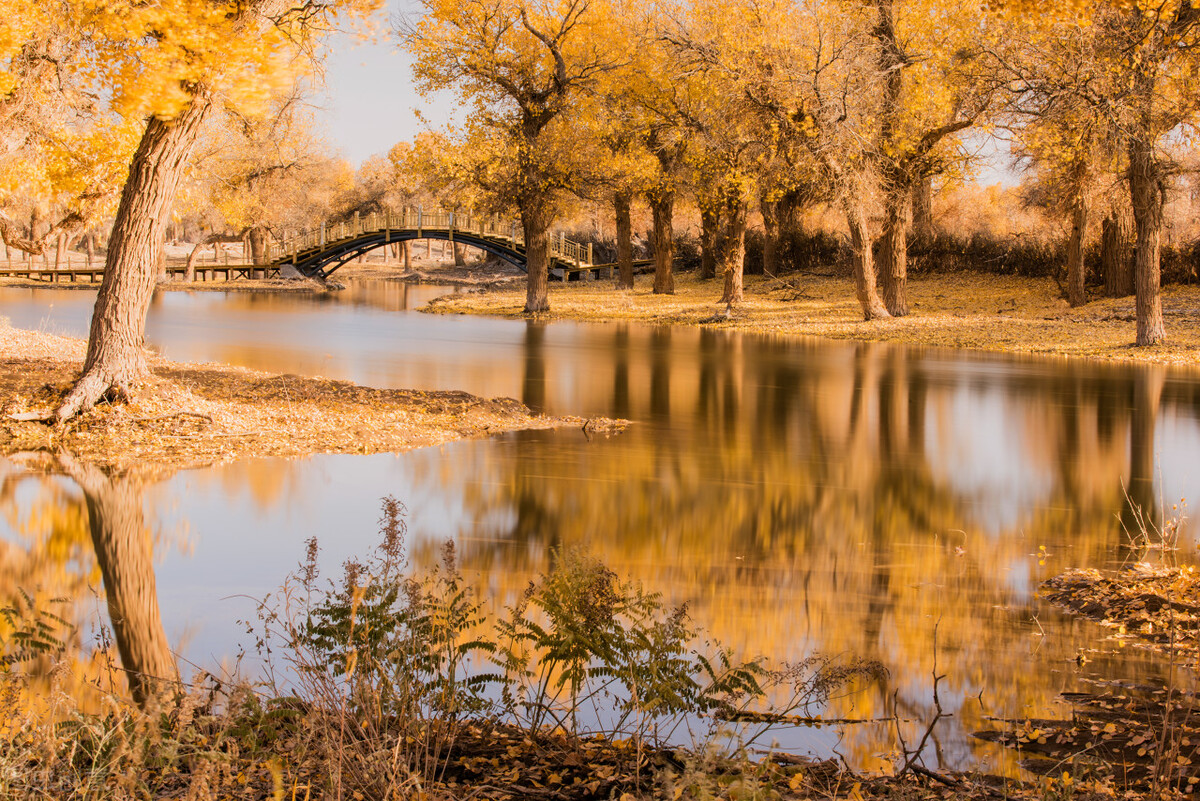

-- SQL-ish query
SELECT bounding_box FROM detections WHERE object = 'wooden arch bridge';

[266,208,607,281]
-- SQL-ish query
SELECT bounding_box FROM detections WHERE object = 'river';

[2,278,1199,774]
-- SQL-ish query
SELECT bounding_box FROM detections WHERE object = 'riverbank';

[0,322,615,471]
[428,271,1200,368]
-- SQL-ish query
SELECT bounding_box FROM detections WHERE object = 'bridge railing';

[269,207,594,267]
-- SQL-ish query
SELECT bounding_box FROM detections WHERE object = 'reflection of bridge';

[269,208,607,281]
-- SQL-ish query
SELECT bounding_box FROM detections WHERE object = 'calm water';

[3,280,1200,773]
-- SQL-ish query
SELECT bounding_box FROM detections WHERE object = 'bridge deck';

[268,208,598,280]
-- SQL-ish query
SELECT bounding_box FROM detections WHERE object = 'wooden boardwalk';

[0,208,612,285]
[0,264,280,284]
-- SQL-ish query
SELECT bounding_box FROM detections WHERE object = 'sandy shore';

[0,323,620,471]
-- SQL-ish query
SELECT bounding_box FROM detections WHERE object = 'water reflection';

[3,283,1200,773]
[58,456,175,706]
[1,456,175,707]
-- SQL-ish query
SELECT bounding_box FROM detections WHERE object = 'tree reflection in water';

[1,323,1197,773]
[410,330,1196,772]
[1,454,176,709]
[59,455,176,707]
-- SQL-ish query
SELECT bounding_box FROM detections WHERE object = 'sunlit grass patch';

[429,271,1200,368]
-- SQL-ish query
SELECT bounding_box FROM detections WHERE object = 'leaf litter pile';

[1042,564,1200,664]
[0,322,625,471]
[971,564,1200,795]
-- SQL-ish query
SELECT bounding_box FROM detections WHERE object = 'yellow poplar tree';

[55,0,381,421]
[406,0,620,313]
[999,0,1200,345]
[0,2,140,256]
[684,0,890,319]
[865,0,1000,317]
[203,96,336,266]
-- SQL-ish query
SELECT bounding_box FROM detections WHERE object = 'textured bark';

[720,198,747,305]
[846,201,890,320]
[454,242,466,267]
[521,198,551,313]
[1101,212,1133,297]
[1129,130,1166,345]
[651,191,675,294]
[1066,194,1089,307]
[248,226,269,267]
[877,186,909,316]
[59,456,176,708]
[185,244,202,282]
[699,204,719,280]
[873,0,907,319]
[402,241,411,270]
[56,95,212,421]
[911,176,934,244]
[614,191,634,290]
[760,195,779,278]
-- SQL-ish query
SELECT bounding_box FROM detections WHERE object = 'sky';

[312,0,455,166]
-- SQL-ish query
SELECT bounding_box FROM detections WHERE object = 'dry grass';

[0,323,612,471]
[429,271,1200,369]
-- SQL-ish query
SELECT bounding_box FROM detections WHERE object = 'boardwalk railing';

[268,207,595,268]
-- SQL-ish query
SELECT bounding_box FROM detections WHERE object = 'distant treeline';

[578,228,1200,292]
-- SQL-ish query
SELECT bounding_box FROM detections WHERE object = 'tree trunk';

[248,225,269,267]
[1102,210,1134,298]
[699,203,719,280]
[1129,131,1166,345]
[454,242,466,267]
[1066,193,1089,307]
[760,194,779,279]
[59,456,176,708]
[873,0,906,319]
[877,184,909,316]
[54,232,65,270]
[521,198,551,313]
[911,175,934,245]
[651,191,675,294]
[86,232,95,268]
[720,198,748,305]
[55,94,212,421]
[185,243,205,282]
[29,209,39,264]
[614,191,634,290]
[402,241,411,270]
[846,200,890,321]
